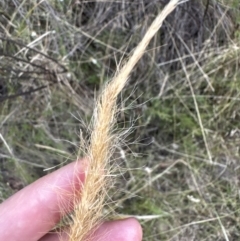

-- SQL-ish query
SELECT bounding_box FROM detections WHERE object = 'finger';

[0,160,86,241]
[39,218,142,241]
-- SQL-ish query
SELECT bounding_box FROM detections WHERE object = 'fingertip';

[121,218,143,241]
[129,218,143,241]
[94,218,142,241]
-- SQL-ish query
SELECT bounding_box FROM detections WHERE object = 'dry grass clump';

[1,0,240,240]
[66,0,235,72]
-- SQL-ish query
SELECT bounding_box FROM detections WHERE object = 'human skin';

[0,160,142,241]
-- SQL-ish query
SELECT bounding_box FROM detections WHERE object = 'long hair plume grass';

[68,1,185,240]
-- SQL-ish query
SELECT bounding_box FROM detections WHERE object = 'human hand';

[0,161,142,241]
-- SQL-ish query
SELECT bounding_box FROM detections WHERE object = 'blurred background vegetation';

[1,0,240,240]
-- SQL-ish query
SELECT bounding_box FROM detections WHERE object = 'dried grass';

[68,1,185,240]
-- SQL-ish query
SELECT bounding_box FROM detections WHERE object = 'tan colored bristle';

[68,1,184,240]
